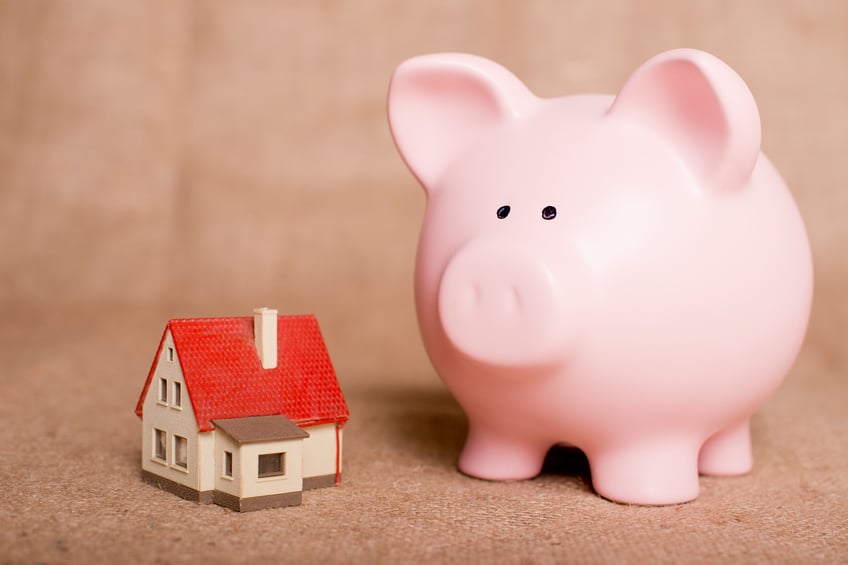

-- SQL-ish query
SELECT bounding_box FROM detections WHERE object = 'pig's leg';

[588,440,701,505]
[698,419,753,476]
[458,425,548,480]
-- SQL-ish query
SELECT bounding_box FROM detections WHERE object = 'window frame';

[173,435,188,471]
[153,428,167,463]
[223,451,233,479]
[158,377,168,404]
[257,452,286,479]
[172,381,182,409]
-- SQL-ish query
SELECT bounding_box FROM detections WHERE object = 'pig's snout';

[438,240,579,369]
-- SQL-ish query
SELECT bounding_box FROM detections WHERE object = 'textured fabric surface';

[1,1,846,563]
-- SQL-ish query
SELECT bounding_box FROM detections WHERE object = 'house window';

[167,346,175,363]
[224,451,233,478]
[174,435,188,469]
[173,381,182,408]
[258,452,286,478]
[158,378,167,403]
[153,429,166,462]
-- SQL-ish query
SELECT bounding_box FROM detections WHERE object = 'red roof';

[135,315,349,432]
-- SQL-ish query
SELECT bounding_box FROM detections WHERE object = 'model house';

[135,308,349,511]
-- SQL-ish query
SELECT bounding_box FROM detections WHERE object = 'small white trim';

[257,475,289,483]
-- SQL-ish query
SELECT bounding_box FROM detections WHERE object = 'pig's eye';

[542,206,557,220]
[496,205,511,219]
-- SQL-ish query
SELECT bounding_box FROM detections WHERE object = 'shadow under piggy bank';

[386,385,594,494]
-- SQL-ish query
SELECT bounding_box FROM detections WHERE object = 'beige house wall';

[140,330,204,492]
[302,423,342,479]
[238,439,304,499]
[213,432,241,498]
[196,431,216,492]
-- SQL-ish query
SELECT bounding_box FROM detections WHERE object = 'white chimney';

[253,307,278,369]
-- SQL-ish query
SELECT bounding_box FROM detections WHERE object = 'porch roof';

[213,414,309,444]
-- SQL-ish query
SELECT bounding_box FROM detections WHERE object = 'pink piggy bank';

[388,49,813,505]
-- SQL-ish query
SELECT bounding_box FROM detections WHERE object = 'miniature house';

[135,308,349,512]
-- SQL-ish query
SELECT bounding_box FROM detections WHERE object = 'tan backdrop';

[1,1,846,563]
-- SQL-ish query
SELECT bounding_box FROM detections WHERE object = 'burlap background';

[1,1,846,563]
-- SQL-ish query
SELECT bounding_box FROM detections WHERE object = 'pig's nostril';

[542,206,557,220]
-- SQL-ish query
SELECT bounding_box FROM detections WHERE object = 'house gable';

[139,329,214,495]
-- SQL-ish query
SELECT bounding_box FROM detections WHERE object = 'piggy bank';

[387,49,813,505]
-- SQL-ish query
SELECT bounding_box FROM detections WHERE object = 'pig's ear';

[388,53,537,190]
[608,49,761,191]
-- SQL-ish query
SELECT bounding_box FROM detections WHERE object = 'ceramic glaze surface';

[388,49,813,505]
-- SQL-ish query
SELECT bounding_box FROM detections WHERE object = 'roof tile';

[135,315,349,432]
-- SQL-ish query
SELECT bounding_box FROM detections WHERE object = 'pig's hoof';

[588,445,701,505]
[457,440,546,481]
